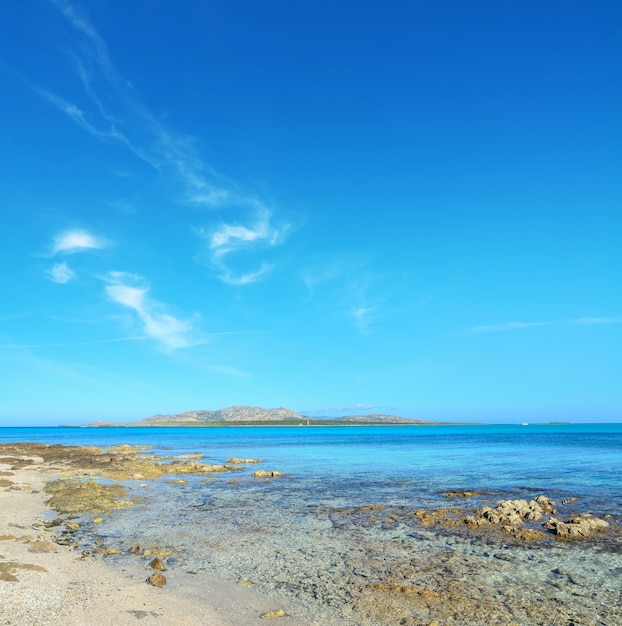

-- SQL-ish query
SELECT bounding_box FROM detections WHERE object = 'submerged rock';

[443,491,479,498]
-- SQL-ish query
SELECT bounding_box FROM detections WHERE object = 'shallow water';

[2,424,622,624]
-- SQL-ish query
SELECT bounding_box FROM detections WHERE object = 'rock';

[253,470,283,477]
[146,572,167,587]
[44,478,134,514]
[227,458,263,464]
[562,497,579,505]
[543,514,609,538]
[28,540,55,553]
[501,527,546,541]
[261,609,286,618]
[150,557,165,570]
[477,498,552,526]
[444,491,479,498]
[533,495,556,513]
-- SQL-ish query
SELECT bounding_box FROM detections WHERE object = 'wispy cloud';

[46,262,75,283]
[197,207,290,285]
[52,229,107,255]
[302,254,384,331]
[38,0,293,283]
[465,317,622,334]
[40,1,229,202]
[103,272,202,350]
[351,305,378,333]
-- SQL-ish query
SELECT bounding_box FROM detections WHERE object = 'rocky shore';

[0,444,307,626]
[1,442,620,626]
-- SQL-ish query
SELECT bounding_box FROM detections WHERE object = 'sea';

[1,423,621,625]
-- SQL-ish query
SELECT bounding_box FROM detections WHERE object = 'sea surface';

[2,423,621,625]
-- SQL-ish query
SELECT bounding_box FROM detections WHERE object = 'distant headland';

[72,405,451,427]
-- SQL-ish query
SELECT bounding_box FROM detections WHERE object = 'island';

[77,405,451,427]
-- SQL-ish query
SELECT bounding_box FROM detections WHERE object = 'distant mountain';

[141,405,304,424]
[84,405,441,427]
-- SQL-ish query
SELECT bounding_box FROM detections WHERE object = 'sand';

[0,453,310,626]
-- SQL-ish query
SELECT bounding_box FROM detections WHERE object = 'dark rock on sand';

[146,572,167,587]
[150,557,165,570]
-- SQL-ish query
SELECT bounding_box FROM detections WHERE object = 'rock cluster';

[465,496,555,528]
[460,495,609,540]
[543,513,609,538]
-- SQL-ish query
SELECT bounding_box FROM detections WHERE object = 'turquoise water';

[2,424,621,625]
[2,423,621,510]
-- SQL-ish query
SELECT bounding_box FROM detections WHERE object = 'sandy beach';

[0,449,310,626]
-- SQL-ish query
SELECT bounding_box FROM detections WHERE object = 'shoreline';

[0,450,311,626]
[2,440,620,626]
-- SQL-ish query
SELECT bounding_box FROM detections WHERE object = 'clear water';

[2,424,621,625]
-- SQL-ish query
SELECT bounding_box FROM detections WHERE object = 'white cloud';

[46,262,75,284]
[103,272,201,350]
[52,229,106,255]
[198,208,290,285]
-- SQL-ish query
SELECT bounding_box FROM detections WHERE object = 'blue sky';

[1,0,620,425]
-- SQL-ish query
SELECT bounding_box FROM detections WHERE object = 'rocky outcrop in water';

[543,514,609,538]
[465,496,556,528]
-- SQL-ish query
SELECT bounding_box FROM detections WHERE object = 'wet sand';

[0,449,309,626]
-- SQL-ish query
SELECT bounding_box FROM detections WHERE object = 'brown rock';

[146,572,167,587]
[150,557,165,570]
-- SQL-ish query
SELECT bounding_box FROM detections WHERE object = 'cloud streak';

[104,272,202,350]
[465,317,622,334]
